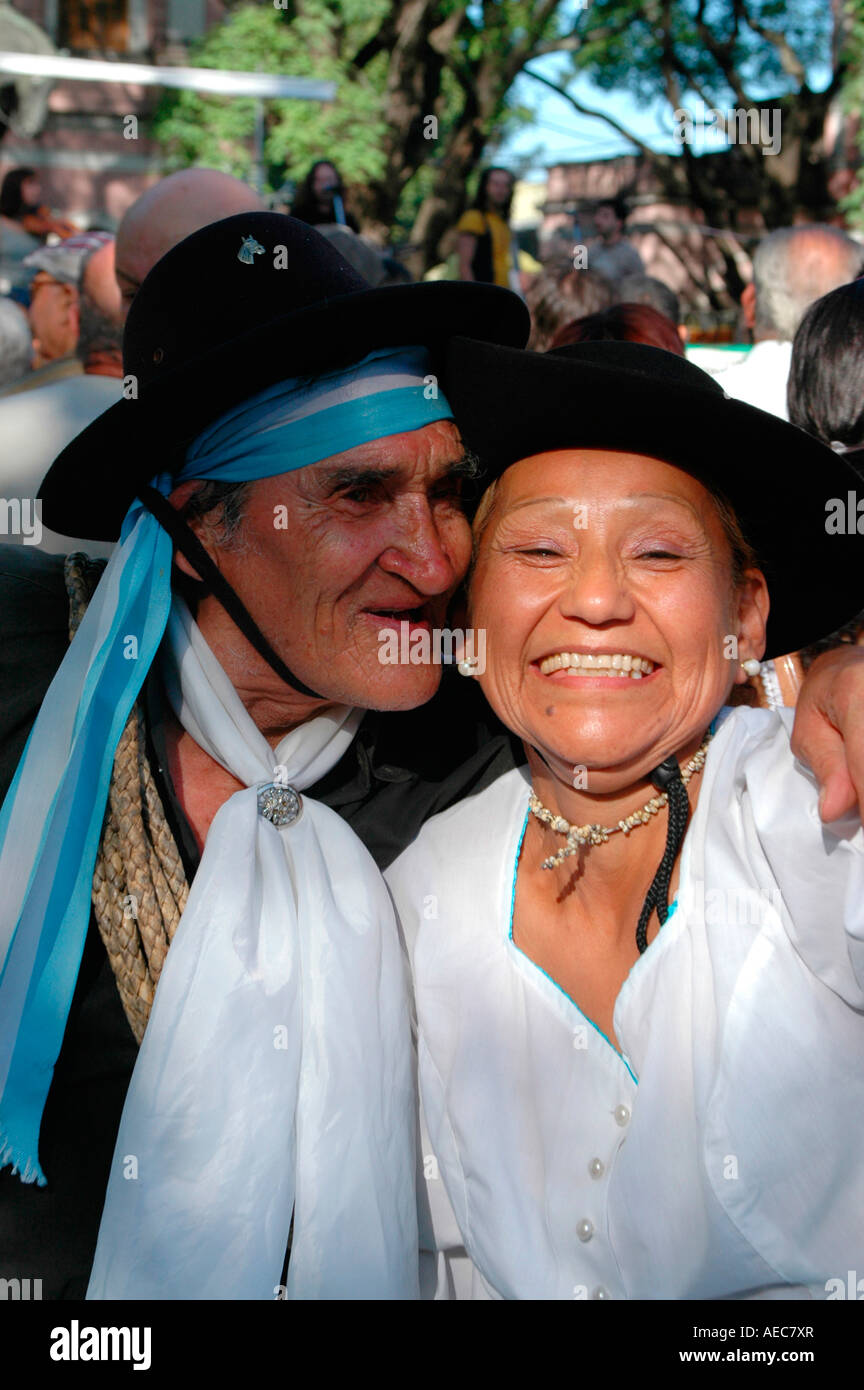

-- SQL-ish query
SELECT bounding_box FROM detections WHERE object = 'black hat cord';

[527,735,711,955]
[634,756,690,954]
[138,485,324,702]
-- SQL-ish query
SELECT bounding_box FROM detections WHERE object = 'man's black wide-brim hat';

[39,212,530,541]
[445,335,864,659]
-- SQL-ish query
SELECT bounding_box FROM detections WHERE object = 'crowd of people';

[0,157,863,1304]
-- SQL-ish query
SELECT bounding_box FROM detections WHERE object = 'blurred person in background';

[587,197,644,282]
[0,236,123,558]
[714,225,864,420]
[290,160,360,232]
[0,167,77,241]
[616,272,686,345]
[714,272,864,714]
[786,276,864,673]
[0,295,31,389]
[0,232,113,396]
[550,302,684,356]
[115,169,266,317]
[526,268,614,351]
[457,168,521,292]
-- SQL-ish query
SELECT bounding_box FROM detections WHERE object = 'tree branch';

[532,33,583,56]
[744,16,806,85]
[522,65,674,169]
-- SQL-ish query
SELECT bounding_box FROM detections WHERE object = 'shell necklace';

[527,733,712,870]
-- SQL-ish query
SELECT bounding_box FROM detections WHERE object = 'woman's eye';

[518,547,563,558]
[638,549,683,560]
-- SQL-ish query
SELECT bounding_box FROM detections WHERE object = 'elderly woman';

[386,340,864,1301]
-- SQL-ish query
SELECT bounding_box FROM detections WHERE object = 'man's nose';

[377,498,464,595]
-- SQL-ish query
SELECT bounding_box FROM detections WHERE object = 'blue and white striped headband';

[0,344,453,1187]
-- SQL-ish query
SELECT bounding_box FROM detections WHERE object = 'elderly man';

[0,232,108,397]
[0,212,526,1301]
[0,213,862,1303]
[715,224,864,418]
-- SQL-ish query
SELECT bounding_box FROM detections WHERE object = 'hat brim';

[444,336,864,659]
[39,281,529,541]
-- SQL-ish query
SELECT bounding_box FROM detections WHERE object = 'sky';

[496,52,834,180]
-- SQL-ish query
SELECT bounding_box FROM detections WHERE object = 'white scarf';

[87,598,419,1300]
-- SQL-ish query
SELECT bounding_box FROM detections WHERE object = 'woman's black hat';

[39,212,530,542]
[445,336,864,659]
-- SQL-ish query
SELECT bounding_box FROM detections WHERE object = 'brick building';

[1,0,229,224]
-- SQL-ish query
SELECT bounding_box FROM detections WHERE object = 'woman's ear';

[167,480,216,583]
[732,568,770,684]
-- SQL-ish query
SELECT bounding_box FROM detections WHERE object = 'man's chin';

[342,666,444,712]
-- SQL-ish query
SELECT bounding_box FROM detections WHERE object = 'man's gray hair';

[616,274,681,327]
[753,225,864,342]
[182,479,253,548]
[0,297,33,388]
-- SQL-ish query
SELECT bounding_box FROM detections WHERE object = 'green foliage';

[571,0,833,106]
[840,0,864,229]
[152,2,390,191]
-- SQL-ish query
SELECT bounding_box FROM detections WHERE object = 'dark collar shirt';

[0,545,519,1298]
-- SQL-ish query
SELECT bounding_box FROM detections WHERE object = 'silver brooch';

[238,234,265,265]
[257,782,303,826]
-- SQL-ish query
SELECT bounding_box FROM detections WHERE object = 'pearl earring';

[742,658,761,677]
[457,657,479,677]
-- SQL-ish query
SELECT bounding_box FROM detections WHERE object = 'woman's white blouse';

[385,707,864,1300]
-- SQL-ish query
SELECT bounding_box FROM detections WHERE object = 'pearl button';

[576,1218,594,1242]
[588,1157,605,1179]
[592,1285,611,1300]
[614,1104,630,1127]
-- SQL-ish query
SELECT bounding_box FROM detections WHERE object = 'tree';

[839,0,864,230]
[525,0,846,233]
[350,0,577,263]
[152,2,392,191]
[152,0,850,279]
[151,0,578,268]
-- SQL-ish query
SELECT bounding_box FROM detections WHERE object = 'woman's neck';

[520,730,710,946]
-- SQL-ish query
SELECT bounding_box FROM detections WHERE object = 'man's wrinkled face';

[185,419,474,711]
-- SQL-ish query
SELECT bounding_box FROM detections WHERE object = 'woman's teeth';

[538,653,655,678]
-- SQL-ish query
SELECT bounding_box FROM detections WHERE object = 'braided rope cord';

[64,553,189,1043]
[634,761,690,955]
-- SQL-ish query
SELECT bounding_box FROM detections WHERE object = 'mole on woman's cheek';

[545,706,555,717]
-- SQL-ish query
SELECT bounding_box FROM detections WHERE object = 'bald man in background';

[115,168,265,315]
[715,224,864,419]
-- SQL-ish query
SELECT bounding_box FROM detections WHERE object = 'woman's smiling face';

[468,450,769,791]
